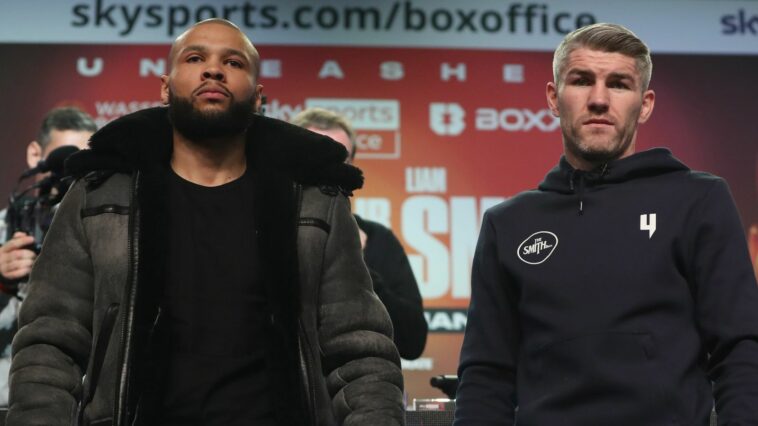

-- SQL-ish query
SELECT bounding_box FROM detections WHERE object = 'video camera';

[2,145,79,294]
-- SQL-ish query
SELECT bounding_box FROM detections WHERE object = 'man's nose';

[202,63,224,81]
[588,84,609,113]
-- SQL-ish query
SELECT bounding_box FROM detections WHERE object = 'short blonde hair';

[553,23,652,91]
[291,108,357,160]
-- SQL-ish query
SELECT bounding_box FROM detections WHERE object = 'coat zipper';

[76,303,119,425]
[114,171,141,426]
[293,183,317,426]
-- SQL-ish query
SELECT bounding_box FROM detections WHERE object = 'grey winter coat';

[7,107,405,426]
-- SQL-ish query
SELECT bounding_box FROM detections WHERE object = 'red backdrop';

[1,44,756,402]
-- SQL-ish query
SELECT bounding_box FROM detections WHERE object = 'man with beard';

[454,23,758,425]
[7,19,404,426]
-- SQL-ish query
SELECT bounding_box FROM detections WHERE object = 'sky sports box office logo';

[304,98,401,160]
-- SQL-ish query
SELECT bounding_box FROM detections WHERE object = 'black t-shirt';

[158,168,275,426]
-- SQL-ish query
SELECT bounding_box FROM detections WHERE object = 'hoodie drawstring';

[569,169,584,215]
[568,163,610,215]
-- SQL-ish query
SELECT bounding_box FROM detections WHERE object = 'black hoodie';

[455,148,758,425]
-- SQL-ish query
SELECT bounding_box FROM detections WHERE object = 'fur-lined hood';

[66,106,363,192]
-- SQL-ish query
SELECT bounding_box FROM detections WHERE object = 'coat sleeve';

[689,179,758,423]
[7,181,94,426]
[454,210,519,425]
[363,222,428,360]
[319,195,405,426]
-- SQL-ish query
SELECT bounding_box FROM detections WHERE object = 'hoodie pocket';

[523,331,666,415]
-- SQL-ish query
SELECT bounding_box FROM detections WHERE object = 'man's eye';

[572,78,590,86]
[609,81,629,89]
[187,56,202,63]
[227,60,243,68]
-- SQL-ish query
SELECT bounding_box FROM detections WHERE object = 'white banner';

[1,0,756,54]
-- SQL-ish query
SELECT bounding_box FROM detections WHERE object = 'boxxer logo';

[429,103,559,136]
[476,108,559,132]
[429,103,465,136]
[517,231,558,265]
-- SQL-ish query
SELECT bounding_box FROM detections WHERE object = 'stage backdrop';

[1,0,757,404]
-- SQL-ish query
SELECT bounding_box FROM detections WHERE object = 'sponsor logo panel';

[305,98,402,159]
[429,103,559,135]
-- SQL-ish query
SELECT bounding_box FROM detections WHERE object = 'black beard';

[167,90,254,144]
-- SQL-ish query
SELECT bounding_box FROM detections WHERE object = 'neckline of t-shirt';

[169,166,251,192]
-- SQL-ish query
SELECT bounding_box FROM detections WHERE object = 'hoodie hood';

[539,148,690,194]
[66,106,364,192]
[538,148,690,214]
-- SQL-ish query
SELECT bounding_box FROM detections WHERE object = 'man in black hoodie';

[455,23,758,425]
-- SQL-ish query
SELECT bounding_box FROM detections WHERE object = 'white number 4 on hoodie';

[640,213,657,239]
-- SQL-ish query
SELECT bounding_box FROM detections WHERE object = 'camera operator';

[0,106,96,406]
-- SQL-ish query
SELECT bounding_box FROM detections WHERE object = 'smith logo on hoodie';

[517,231,558,265]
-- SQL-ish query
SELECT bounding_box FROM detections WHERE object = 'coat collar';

[66,106,363,192]
[102,107,330,424]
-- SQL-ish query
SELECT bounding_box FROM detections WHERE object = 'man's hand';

[359,228,368,250]
[0,232,37,280]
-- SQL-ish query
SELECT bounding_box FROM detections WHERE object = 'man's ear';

[254,84,264,112]
[27,141,43,168]
[546,82,560,117]
[638,89,655,124]
[160,75,170,105]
